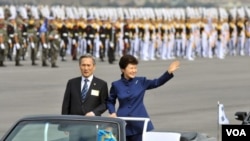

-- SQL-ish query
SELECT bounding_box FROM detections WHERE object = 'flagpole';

[217,101,220,141]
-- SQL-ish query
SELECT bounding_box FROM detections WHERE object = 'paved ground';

[0,55,250,139]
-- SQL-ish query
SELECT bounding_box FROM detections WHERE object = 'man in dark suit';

[62,53,108,116]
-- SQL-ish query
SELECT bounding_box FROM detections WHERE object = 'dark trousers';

[71,44,77,60]
[86,40,94,55]
[100,39,106,60]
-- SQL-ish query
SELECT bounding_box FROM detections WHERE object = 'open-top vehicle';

[0,115,215,141]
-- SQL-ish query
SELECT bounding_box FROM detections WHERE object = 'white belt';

[63,33,68,37]
[54,34,59,39]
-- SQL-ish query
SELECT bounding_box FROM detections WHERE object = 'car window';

[4,120,119,141]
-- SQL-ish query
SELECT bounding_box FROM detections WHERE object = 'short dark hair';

[119,55,138,69]
[79,53,96,65]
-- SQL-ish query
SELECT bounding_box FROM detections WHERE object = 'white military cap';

[40,5,50,19]
[78,7,87,19]
[57,6,65,20]
[66,6,75,19]
[18,6,28,19]
[0,7,4,19]
[87,14,94,20]
[93,8,100,20]
[237,7,245,19]
[87,8,94,20]
[229,7,237,20]
[31,6,39,20]
[9,5,17,20]
[72,7,79,19]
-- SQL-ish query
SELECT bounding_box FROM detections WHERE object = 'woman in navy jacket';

[107,55,180,141]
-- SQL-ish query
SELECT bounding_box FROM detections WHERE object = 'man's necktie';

[81,79,89,101]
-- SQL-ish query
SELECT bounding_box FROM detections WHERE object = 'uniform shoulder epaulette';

[92,23,97,29]
[149,24,154,30]
[115,22,121,28]
[58,22,63,29]
[106,23,111,29]
[28,19,35,25]
[138,24,142,28]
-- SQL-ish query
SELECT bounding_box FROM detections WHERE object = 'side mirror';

[235,112,247,121]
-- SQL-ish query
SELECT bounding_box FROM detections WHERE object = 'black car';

[0,115,126,141]
[0,115,216,141]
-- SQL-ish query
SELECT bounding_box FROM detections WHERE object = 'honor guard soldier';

[138,18,145,59]
[20,17,28,61]
[160,18,168,60]
[208,17,218,58]
[218,10,230,59]
[99,17,108,62]
[122,16,132,56]
[198,18,205,57]
[236,17,246,56]
[216,19,223,59]
[245,18,250,56]
[39,17,49,67]
[166,19,176,60]
[140,17,150,61]
[148,18,157,60]
[154,17,163,59]
[185,17,193,60]
[201,17,210,58]
[65,18,74,60]
[175,18,185,57]
[129,18,139,58]
[228,16,237,56]
[35,19,41,60]
[18,6,29,61]
[0,31,7,67]
[107,18,118,64]
[48,18,60,68]
[115,17,123,58]
[27,12,39,66]
[85,15,97,55]
[0,8,7,67]
[71,19,79,61]
[58,18,69,61]
[7,14,23,66]
[77,17,87,56]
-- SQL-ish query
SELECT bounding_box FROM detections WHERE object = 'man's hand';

[85,111,95,116]
[167,60,180,74]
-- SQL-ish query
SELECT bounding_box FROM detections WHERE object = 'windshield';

[4,120,118,141]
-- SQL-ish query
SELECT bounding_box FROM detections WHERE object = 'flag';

[218,103,229,124]
[39,18,48,33]
[97,129,117,141]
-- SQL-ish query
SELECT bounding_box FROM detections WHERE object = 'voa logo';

[226,129,246,136]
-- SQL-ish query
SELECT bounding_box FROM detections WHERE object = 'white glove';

[15,43,21,49]
[43,43,47,48]
[0,44,5,49]
[31,42,35,48]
